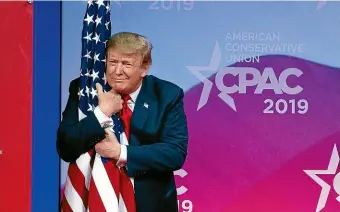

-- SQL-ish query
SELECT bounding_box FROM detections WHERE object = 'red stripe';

[61,193,73,212]
[104,161,121,199]
[61,150,94,211]
[88,175,107,212]
[68,163,89,205]
[120,169,136,212]
[0,2,32,212]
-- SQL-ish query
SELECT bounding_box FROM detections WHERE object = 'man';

[57,32,188,212]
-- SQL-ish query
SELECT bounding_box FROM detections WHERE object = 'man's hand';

[96,83,123,117]
[95,128,121,160]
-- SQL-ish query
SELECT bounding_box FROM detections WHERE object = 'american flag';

[61,0,135,211]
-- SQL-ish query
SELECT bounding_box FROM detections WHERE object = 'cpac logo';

[187,42,304,111]
[174,169,188,195]
[304,144,340,212]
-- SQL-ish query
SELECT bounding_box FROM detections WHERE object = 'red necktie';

[118,94,136,212]
[120,95,132,140]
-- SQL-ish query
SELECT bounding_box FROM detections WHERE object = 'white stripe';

[92,153,119,211]
[76,153,92,189]
[130,178,134,190]
[120,132,135,190]
[120,132,129,146]
[64,176,86,212]
[118,194,127,212]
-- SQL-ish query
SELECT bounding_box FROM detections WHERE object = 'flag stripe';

[76,153,93,189]
[119,195,128,212]
[104,162,122,199]
[120,171,136,212]
[65,176,86,212]
[92,153,120,211]
[68,163,88,205]
[88,176,107,212]
[61,194,73,212]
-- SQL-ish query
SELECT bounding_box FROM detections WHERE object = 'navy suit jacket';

[57,75,189,212]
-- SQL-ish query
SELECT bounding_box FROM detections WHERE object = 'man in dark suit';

[57,32,188,212]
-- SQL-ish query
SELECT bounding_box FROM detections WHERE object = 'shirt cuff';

[117,145,127,167]
[94,106,113,127]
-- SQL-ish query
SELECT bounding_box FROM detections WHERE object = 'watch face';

[101,121,113,129]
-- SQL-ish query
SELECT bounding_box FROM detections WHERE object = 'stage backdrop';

[61,1,340,212]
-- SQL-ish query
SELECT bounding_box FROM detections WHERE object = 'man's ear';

[140,64,150,77]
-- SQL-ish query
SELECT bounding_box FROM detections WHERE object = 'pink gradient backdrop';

[177,55,340,211]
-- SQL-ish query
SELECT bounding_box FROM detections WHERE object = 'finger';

[109,89,117,94]
[104,128,115,137]
[96,83,104,95]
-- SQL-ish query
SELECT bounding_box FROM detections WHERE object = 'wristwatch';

[101,120,113,129]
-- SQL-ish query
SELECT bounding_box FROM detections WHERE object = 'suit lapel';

[131,76,153,134]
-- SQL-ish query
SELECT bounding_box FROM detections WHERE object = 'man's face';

[106,48,148,94]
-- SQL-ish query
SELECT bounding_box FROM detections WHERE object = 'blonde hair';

[106,32,153,68]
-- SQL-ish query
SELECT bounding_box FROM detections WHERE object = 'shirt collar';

[129,82,142,103]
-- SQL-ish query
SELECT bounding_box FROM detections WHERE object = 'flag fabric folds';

[61,1,135,211]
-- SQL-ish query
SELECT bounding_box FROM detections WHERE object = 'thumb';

[96,83,104,95]
[104,128,115,137]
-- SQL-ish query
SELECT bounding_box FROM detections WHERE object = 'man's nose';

[114,63,123,74]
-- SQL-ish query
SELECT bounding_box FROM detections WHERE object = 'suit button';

[134,172,140,177]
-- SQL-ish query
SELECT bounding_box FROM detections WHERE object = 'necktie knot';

[122,94,131,103]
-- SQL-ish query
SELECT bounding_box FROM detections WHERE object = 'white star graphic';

[95,15,102,27]
[186,41,236,111]
[93,33,101,44]
[87,103,94,112]
[90,70,99,80]
[304,144,340,212]
[78,88,85,97]
[105,21,110,31]
[83,32,92,44]
[85,85,90,97]
[102,73,107,85]
[95,0,105,9]
[90,87,97,99]
[87,0,93,7]
[106,4,111,13]
[83,50,92,60]
[84,13,94,26]
[84,69,90,77]
[93,53,101,64]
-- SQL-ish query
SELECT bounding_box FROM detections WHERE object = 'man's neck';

[128,81,142,103]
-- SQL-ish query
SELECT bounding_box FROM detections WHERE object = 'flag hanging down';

[61,1,135,211]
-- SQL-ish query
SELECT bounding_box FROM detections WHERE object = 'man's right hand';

[96,83,123,117]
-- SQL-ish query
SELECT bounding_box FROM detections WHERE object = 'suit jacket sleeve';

[126,88,188,176]
[56,79,107,162]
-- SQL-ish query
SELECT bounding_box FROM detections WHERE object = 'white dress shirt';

[93,84,142,167]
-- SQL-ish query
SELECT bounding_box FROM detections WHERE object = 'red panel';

[0,2,32,212]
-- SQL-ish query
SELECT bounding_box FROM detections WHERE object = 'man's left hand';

[95,128,121,160]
